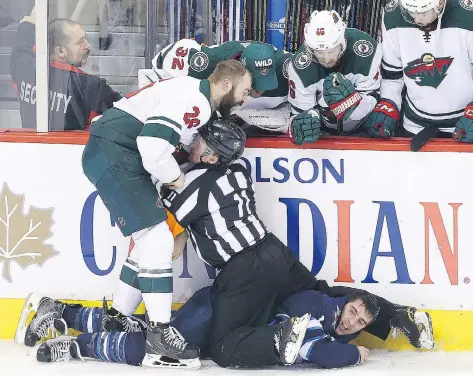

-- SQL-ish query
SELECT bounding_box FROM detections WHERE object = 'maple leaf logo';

[0,183,58,283]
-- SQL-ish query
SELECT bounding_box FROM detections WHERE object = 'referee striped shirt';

[161,162,268,269]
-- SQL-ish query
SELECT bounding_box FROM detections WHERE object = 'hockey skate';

[36,336,83,363]
[142,322,201,370]
[101,297,147,332]
[274,313,311,365]
[15,293,68,347]
[390,306,434,350]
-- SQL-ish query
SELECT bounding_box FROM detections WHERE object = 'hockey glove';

[363,99,400,139]
[289,109,322,145]
[453,102,473,143]
[323,72,362,121]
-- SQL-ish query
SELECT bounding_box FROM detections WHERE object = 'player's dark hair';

[48,18,80,54]
[209,60,248,86]
[346,291,380,323]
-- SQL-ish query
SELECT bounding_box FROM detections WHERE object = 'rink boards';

[0,133,473,351]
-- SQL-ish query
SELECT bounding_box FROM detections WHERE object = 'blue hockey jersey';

[171,287,361,368]
[279,290,361,368]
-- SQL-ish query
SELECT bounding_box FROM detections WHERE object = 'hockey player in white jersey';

[286,10,383,145]
[81,60,252,369]
[363,0,473,150]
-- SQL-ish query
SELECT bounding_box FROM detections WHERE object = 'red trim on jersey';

[125,82,155,98]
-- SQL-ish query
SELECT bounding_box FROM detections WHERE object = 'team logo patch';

[259,68,270,76]
[353,40,374,58]
[190,52,209,72]
[294,51,312,69]
[385,0,399,12]
[460,0,473,11]
[404,53,454,89]
[282,58,291,79]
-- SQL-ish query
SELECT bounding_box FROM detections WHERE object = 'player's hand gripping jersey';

[288,21,382,135]
[377,0,473,142]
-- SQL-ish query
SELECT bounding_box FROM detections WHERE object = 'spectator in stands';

[9,7,120,130]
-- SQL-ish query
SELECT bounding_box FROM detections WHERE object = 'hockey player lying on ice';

[18,285,433,370]
[18,280,434,369]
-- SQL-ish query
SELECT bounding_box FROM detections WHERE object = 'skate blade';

[15,293,44,345]
[142,354,201,370]
[415,312,434,350]
[284,313,311,366]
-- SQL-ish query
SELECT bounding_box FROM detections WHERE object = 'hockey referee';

[161,119,433,368]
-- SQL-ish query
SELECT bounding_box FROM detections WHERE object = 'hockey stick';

[247,0,252,39]
[262,0,267,42]
[229,0,234,40]
[190,0,197,38]
[177,0,181,39]
[297,0,302,48]
[212,0,217,44]
[252,0,257,40]
[337,119,343,135]
[300,0,309,46]
[291,0,297,51]
[259,0,263,41]
[242,0,246,40]
[182,0,187,39]
[236,0,241,40]
[223,0,228,42]
[284,0,290,51]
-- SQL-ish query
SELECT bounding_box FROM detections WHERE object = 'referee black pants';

[208,233,396,368]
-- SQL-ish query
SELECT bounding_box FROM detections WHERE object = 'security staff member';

[10,8,120,130]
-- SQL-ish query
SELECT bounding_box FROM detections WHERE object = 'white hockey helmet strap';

[304,10,347,53]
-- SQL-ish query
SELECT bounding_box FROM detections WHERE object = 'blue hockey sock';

[75,331,146,366]
[63,305,147,334]
[63,306,103,334]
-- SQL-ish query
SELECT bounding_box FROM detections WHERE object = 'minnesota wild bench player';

[363,0,473,151]
[152,39,294,133]
[287,10,383,145]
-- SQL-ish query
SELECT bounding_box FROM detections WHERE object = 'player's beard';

[219,87,243,117]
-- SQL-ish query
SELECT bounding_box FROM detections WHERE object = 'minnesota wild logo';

[404,53,453,89]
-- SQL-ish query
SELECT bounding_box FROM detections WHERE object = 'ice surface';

[1,340,473,375]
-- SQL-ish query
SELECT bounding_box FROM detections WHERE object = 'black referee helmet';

[199,119,246,166]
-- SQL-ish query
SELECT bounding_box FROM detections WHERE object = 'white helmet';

[399,0,444,26]
[303,10,347,68]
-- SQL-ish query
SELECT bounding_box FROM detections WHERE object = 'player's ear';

[222,78,233,94]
